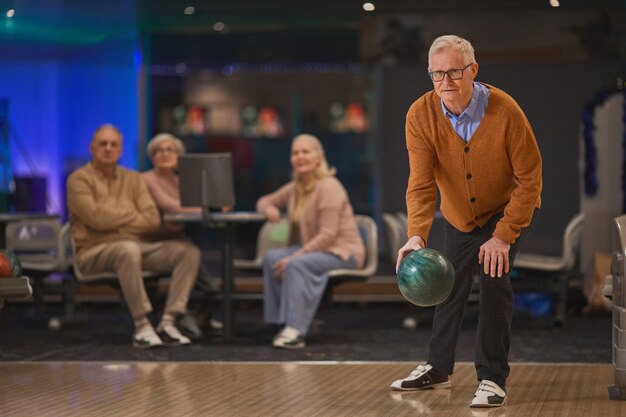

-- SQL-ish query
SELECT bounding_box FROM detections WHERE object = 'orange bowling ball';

[0,252,12,278]
[0,249,22,277]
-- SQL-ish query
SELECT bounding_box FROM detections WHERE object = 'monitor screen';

[178,153,236,208]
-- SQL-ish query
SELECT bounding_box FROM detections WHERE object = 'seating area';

[4,220,75,325]
[512,212,585,326]
[231,214,388,306]
[2,220,172,328]
[1,212,586,330]
[1,214,391,327]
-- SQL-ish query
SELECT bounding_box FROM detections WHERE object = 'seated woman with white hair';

[143,133,199,215]
[142,132,223,337]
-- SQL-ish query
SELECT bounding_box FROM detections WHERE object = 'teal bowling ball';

[397,248,455,307]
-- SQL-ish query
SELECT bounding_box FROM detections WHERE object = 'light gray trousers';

[263,245,356,335]
[77,240,201,321]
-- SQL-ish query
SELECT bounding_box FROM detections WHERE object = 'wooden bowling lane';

[1,361,625,416]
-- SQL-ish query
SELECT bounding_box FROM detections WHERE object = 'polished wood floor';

[1,361,624,416]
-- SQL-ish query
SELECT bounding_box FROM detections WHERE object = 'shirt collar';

[441,82,481,120]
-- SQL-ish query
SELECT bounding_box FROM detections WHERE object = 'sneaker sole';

[470,397,507,408]
[179,328,203,339]
[133,341,163,349]
[162,340,191,347]
[273,342,306,349]
[390,380,451,391]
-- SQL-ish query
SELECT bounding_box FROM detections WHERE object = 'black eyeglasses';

[428,63,473,82]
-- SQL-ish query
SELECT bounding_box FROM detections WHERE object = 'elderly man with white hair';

[389,35,542,408]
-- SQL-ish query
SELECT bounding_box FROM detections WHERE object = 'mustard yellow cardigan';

[405,83,542,244]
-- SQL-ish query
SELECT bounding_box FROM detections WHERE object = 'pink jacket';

[142,170,201,214]
[256,176,365,268]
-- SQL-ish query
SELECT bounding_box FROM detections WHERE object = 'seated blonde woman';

[256,134,365,349]
[142,133,223,337]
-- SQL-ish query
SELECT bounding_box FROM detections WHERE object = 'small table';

[0,213,60,248]
[164,210,265,340]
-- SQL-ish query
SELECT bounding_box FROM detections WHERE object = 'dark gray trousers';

[427,211,532,388]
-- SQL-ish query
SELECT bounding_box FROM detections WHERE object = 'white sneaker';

[209,319,224,330]
[470,380,507,408]
[272,326,305,349]
[390,364,451,391]
[157,323,191,346]
[402,316,418,330]
[133,325,163,349]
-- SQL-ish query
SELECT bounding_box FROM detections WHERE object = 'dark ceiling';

[4,0,625,35]
[0,0,623,61]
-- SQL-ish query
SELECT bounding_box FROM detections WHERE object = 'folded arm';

[67,174,138,231]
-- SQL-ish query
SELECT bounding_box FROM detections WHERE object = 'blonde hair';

[428,35,476,68]
[146,133,186,159]
[291,134,336,181]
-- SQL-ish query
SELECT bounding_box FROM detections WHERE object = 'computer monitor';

[178,153,236,208]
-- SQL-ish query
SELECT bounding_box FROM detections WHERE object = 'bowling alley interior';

[1,0,626,415]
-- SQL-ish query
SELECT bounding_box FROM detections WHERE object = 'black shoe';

[390,364,450,391]
[194,264,218,294]
[176,313,203,339]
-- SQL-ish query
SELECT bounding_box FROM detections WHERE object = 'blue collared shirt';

[441,82,490,142]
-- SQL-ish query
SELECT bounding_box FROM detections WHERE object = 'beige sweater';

[405,84,542,244]
[256,176,365,268]
[67,163,161,259]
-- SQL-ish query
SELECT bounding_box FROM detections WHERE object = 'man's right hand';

[396,235,426,273]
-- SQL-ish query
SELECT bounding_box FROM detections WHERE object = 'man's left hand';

[478,237,511,278]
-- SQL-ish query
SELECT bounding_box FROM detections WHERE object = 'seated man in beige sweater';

[67,124,201,348]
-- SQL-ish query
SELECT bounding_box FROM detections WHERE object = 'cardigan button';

[464,146,470,153]
[470,197,476,203]
[466,173,472,179]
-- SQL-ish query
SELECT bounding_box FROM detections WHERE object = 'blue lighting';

[0,33,141,216]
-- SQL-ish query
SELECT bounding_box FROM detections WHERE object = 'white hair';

[146,133,186,158]
[428,35,476,67]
